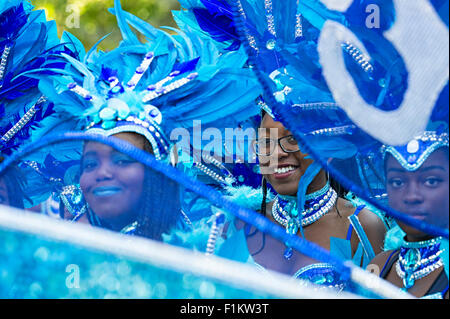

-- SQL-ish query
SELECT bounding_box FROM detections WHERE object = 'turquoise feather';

[61,31,86,62]
[113,0,140,45]
[441,239,449,279]
[85,33,112,64]
[32,0,261,153]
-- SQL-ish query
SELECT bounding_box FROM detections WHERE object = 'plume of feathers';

[0,1,79,156]
[37,0,262,141]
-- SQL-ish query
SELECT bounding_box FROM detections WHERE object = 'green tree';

[33,0,181,51]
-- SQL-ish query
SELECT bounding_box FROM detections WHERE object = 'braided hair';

[134,152,181,240]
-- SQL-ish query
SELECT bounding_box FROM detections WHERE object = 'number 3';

[318,0,449,145]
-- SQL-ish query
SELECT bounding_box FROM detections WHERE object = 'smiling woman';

[79,133,147,232]
[75,133,182,239]
[211,109,387,294]
[13,0,262,243]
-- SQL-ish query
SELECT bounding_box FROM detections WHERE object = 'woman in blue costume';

[209,109,386,292]
[8,0,262,240]
[369,130,449,299]
[168,1,389,292]
[0,1,76,210]
[206,0,450,294]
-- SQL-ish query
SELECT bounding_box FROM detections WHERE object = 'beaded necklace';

[85,206,139,235]
[271,182,338,259]
[395,237,444,291]
[120,221,139,235]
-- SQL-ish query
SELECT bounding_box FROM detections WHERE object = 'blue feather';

[273,0,298,43]
[199,0,233,16]
[192,5,240,50]
[113,0,140,45]
[100,67,118,82]
[161,26,195,60]
[171,57,200,75]
[0,3,28,40]
[61,31,86,62]
[85,33,112,63]
[297,161,322,212]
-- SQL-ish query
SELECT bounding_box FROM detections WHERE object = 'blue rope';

[228,0,449,240]
[0,131,352,279]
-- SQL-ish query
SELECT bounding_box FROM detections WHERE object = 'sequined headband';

[67,51,199,161]
[381,131,449,171]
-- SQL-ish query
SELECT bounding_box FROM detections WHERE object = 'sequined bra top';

[217,205,375,292]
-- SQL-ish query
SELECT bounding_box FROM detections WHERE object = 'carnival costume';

[0,0,75,157]
[226,0,448,235]
[163,0,450,295]
[167,0,395,292]
[222,0,449,294]
[378,131,449,299]
[0,0,79,210]
[1,0,262,239]
[0,0,447,299]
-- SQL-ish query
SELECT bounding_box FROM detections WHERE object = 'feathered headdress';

[0,0,78,157]
[37,0,261,168]
[226,0,449,238]
[173,0,242,51]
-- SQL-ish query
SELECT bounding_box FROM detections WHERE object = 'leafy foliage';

[32,0,180,51]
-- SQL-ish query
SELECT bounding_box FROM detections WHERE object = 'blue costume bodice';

[217,205,377,291]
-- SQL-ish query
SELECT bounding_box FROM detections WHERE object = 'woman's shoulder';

[337,198,387,255]
[368,250,397,270]
[357,206,387,232]
[336,197,385,231]
[337,197,386,230]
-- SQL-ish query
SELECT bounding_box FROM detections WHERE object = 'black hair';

[132,137,181,240]
[135,166,181,240]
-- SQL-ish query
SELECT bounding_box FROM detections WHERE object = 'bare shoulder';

[358,207,387,254]
[357,207,387,233]
[336,197,387,231]
[367,250,394,270]
[337,198,387,254]
[335,198,361,219]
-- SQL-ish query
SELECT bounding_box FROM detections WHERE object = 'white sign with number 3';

[318,0,449,145]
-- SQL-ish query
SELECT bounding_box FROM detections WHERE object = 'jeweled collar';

[272,181,337,228]
[396,236,444,290]
[271,182,338,260]
[401,236,443,249]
